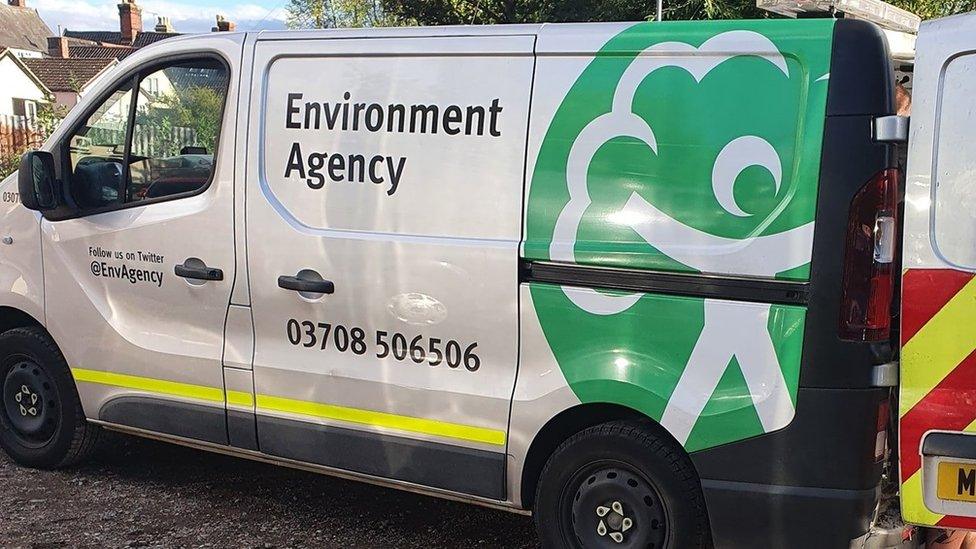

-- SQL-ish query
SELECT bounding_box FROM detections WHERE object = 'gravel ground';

[0,432,539,548]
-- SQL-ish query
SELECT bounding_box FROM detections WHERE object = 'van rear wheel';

[0,327,98,468]
[534,420,709,548]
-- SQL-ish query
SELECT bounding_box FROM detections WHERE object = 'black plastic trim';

[826,20,896,117]
[277,275,335,294]
[175,263,224,281]
[691,387,887,490]
[700,478,878,548]
[521,260,809,305]
[693,386,887,546]
[227,409,258,451]
[799,19,898,389]
[99,396,228,445]
[922,432,976,459]
[256,415,506,500]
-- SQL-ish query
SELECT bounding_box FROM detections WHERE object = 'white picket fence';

[1,114,198,159]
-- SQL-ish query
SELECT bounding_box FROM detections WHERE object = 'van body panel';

[36,33,245,442]
[515,17,832,466]
[244,33,533,500]
[0,173,44,324]
[687,21,896,547]
[510,21,892,547]
[899,10,976,530]
[523,19,833,282]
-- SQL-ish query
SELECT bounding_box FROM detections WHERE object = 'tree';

[286,0,401,28]
[383,0,976,25]
[893,0,976,18]
[381,0,765,25]
[158,86,224,154]
[132,85,224,158]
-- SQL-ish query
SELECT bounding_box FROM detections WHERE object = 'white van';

[1,12,973,548]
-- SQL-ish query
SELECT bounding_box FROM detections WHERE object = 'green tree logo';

[525,21,832,450]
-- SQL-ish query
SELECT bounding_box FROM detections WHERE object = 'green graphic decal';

[526,21,832,451]
[531,284,806,452]
[525,20,833,280]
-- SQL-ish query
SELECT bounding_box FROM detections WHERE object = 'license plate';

[937,461,976,502]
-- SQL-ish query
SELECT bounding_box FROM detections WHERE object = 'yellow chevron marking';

[901,277,976,415]
[902,469,945,526]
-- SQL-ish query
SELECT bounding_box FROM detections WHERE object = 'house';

[0,0,52,58]
[0,48,48,117]
[0,0,237,115]
[21,54,117,109]
[0,0,126,115]
[62,0,181,61]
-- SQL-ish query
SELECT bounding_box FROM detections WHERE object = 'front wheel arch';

[0,306,42,335]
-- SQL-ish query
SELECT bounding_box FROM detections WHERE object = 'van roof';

[246,19,836,43]
[253,23,546,41]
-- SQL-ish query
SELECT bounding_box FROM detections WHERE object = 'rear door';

[899,11,976,529]
[244,31,534,500]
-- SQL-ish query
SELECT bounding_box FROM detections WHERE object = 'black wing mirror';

[18,151,57,211]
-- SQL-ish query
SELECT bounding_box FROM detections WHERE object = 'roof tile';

[21,57,115,92]
[0,3,53,53]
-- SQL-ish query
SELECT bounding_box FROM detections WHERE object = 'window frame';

[53,52,231,220]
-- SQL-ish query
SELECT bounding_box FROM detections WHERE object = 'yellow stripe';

[71,368,225,403]
[256,394,506,446]
[225,390,254,408]
[901,277,976,415]
[71,368,504,447]
[902,470,945,526]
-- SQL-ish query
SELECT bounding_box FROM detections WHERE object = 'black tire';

[534,420,709,549]
[0,326,99,468]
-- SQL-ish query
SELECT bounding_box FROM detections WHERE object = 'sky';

[32,0,288,35]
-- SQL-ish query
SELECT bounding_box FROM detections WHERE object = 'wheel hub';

[14,384,41,417]
[596,501,633,543]
[569,466,667,548]
[3,360,56,441]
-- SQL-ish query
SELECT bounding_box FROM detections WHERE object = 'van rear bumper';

[700,479,878,548]
[691,387,888,548]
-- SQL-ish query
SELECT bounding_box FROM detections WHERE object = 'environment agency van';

[4,4,976,547]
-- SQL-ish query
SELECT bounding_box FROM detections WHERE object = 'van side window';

[63,58,229,212]
[126,60,229,203]
[67,83,134,209]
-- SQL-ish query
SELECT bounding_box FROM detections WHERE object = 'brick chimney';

[154,16,174,32]
[8,0,27,7]
[211,15,236,32]
[118,0,142,44]
[47,36,69,58]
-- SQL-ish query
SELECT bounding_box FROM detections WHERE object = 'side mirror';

[18,151,57,211]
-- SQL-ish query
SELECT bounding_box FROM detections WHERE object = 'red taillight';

[839,168,900,341]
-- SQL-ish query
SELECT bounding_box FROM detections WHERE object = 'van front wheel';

[534,420,709,548]
[0,327,98,468]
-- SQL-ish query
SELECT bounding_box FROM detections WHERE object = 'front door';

[245,32,534,499]
[41,42,242,444]
[899,11,976,529]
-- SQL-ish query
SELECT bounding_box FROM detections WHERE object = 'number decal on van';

[285,319,481,371]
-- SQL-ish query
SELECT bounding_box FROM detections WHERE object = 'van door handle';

[175,262,223,281]
[278,275,335,294]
